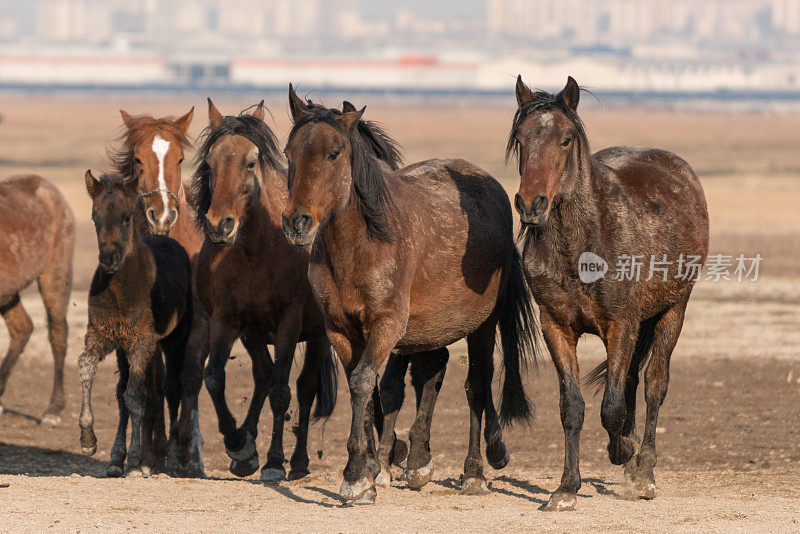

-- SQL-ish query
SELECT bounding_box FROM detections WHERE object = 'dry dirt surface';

[1,96,799,532]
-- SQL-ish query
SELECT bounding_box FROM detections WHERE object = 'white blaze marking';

[151,135,171,226]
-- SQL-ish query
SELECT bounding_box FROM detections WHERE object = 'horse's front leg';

[203,317,250,474]
[234,331,273,478]
[107,349,130,477]
[339,316,402,504]
[540,315,583,512]
[78,330,112,457]
[375,351,411,486]
[260,309,303,482]
[124,341,157,477]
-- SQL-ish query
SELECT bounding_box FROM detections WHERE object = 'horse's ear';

[288,83,309,120]
[515,75,535,108]
[251,100,266,121]
[207,98,223,129]
[176,107,194,135]
[335,106,365,133]
[85,170,101,197]
[122,174,139,197]
[119,109,135,128]
[558,76,580,111]
[342,101,357,113]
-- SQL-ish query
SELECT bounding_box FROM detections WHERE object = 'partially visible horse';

[508,76,709,510]
[79,171,194,478]
[191,100,338,481]
[111,109,208,476]
[0,174,74,425]
[282,86,538,503]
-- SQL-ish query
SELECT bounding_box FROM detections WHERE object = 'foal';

[0,175,74,425]
[508,76,709,510]
[191,100,338,481]
[282,87,537,503]
[79,172,193,477]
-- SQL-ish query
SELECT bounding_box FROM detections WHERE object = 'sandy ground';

[1,96,799,532]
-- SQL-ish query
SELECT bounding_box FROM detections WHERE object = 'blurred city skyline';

[0,0,799,97]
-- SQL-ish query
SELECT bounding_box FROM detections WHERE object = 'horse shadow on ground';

[0,442,107,477]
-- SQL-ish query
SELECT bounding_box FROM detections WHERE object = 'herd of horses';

[0,76,709,511]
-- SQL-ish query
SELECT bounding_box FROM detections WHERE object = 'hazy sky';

[361,0,484,21]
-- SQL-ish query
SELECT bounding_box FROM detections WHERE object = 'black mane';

[506,88,588,164]
[191,112,284,226]
[289,103,403,243]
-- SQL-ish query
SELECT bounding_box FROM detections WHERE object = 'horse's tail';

[313,343,339,421]
[584,314,660,393]
[497,245,538,427]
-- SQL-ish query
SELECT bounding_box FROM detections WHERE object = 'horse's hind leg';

[633,296,689,499]
[0,295,33,417]
[461,322,495,495]
[177,306,209,477]
[601,320,639,467]
[123,342,157,477]
[37,243,72,426]
[483,364,510,471]
[375,351,411,485]
[288,335,326,481]
[143,349,166,475]
[405,348,448,490]
[107,350,130,478]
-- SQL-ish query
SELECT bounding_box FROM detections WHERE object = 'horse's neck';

[239,166,290,249]
[320,193,372,274]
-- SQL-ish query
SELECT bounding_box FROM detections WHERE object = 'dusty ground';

[1,96,799,532]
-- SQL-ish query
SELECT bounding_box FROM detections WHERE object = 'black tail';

[497,246,538,427]
[584,313,660,394]
[312,344,339,420]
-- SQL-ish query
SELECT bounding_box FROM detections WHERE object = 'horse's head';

[116,108,193,236]
[508,76,586,227]
[194,99,278,245]
[85,170,139,273]
[282,84,366,246]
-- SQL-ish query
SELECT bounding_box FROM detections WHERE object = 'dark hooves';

[106,464,125,478]
[287,467,310,481]
[229,453,260,478]
[486,441,510,470]
[390,439,408,468]
[607,435,636,466]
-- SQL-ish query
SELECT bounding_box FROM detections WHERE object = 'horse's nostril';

[219,216,235,235]
[168,209,178,224]
[146,208,157,225]
[514,193,525,214]
[532,194,549,216]
[294,213,312,233]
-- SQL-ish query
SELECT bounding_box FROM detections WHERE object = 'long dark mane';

[190,111,284,226]
[289,103,403,243]
[109,115,192,179]
[505,89,588,164]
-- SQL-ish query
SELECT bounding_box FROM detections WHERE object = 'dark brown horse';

[508,76,709,510]
[191,100,338,481]
[111,109,208,476]
[282,86,537,503]
[0,175,74,425]
[79,171,193,478]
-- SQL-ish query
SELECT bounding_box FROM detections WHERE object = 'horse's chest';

[90,306,151,346]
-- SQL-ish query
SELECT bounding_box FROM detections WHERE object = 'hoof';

[106,464,124,478]
[126,467,143,478]
[634,476,657,499]
[230,454,260,478]
[460,476,489,495]
[486,441,510,470]
[340,477,375,502]
[390,439,409,468]
[406,460,433,489]
[623,457,639,481]
[287,467,310,481]
[226,430,256,462]
[260,467,287,483]
[183,461,205,479]
[39,414,61,427]
[81,445,97,456]
[543,491,577,512]
[374,467,392,487]
[607,435,636,466]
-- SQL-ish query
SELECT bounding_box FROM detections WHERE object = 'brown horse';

[0,174,74,425]
[190,100,338,481]
[508,76,709,510]
[282,86,537,503]
[79,171,193,478]
[111,109,208,476]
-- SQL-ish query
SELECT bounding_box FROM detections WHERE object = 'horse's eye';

[247,161,256,170]
[178,158,184,165]
[327,150,340,161]
[121,213,131,226]
[560,137,573,147]
[134,157,142,165]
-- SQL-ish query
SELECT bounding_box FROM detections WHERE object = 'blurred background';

[0,0,799,106]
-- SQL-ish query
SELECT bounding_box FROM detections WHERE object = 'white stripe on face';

[151,135,171,226]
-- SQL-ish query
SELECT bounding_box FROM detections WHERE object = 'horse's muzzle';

[204,215,237,245]
[515,193,550,227]
[281,211,315,246]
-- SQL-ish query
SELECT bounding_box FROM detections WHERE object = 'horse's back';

[0,175,74,298]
